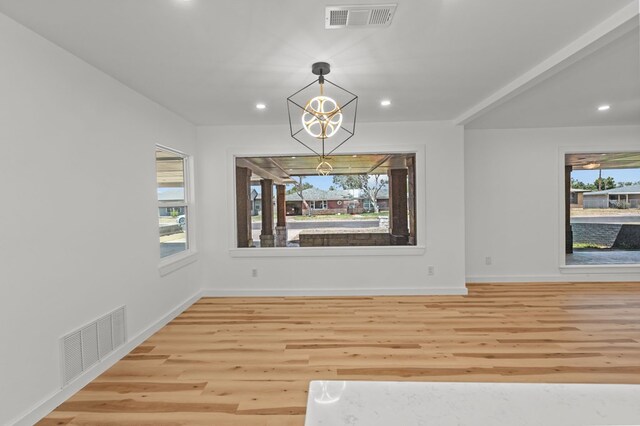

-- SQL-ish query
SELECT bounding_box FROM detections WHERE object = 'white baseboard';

[466,275,570,283]
[11,290,203,426]
[466,274,640,283]
[201,287,468,297]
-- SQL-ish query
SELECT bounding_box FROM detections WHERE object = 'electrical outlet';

[251,268,258,277]
[485,256,492,266]
[427,265,434,276]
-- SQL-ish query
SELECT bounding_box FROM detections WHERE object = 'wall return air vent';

[325,4,397,29]
[60,306,126,386]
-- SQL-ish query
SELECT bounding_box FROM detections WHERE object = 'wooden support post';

[276,185,286,227]
[565,165,573,254]
[389,168,409,245]
[275,184,287,247]
[407,156,417,246]
[236,166,253,248]
[260,179,274,247]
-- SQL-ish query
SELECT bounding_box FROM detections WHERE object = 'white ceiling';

[467,27,640,129]
[0,0,637,127]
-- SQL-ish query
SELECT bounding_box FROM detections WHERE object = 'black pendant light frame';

[286,62,358,159]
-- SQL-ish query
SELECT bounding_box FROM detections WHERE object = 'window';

[156,146,191,258]
[564,152,640,266]
[234,153,416,248]
[309,200,327,210]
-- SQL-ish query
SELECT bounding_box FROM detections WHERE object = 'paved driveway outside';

[252,219,380,230]
[571,216,640,224]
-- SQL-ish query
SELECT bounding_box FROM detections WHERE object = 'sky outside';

[248,168,640,194]
[307,169,640,190]
[572,168,640,185]
[286,175,388,191]
[251,175,334,194]
[301,175,334,190]
[253,175,386,193]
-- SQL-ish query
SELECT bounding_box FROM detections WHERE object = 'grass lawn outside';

[573,242,610,249]
[571,208,640,217]
[251,212,388,222]
[159,216,180,225]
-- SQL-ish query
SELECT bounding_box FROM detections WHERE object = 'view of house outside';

[251,174,391,247]
[156,148,189,258]
[568,165,640,265]
[236,153,416,248]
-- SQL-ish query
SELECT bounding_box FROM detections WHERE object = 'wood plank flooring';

[40,282,640,425]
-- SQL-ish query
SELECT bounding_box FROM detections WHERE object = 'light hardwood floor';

[40,282,640,425]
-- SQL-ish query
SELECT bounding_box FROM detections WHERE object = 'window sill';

[159,250,198,276]
[560,264,640,274]
[229,246,426,258]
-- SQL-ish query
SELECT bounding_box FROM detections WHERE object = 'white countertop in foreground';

[305,381,640,426]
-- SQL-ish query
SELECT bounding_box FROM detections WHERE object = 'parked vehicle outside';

[177,215,186,229]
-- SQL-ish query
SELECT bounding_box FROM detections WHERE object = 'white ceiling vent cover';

[326,4,397,29]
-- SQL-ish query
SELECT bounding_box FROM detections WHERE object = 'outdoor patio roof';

[565,152,640,170]
[238,154,414,184]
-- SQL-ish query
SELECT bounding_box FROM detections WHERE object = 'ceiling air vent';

[325,4,397,29]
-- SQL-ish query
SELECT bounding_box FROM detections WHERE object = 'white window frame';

[228,145,427,257]
[558,145,640,274]
[157,145,197,275]
[309,200,327,210]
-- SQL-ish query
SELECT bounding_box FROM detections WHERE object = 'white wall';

[0,13,200,425]
[197,121,466,296]
[465,125,640,283]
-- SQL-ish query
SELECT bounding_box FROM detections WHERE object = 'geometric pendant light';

[287,62,358,170]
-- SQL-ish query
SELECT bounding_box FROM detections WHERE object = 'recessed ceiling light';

[256,103,266,110]
[597,105,610,111]
[380,99,391,107]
